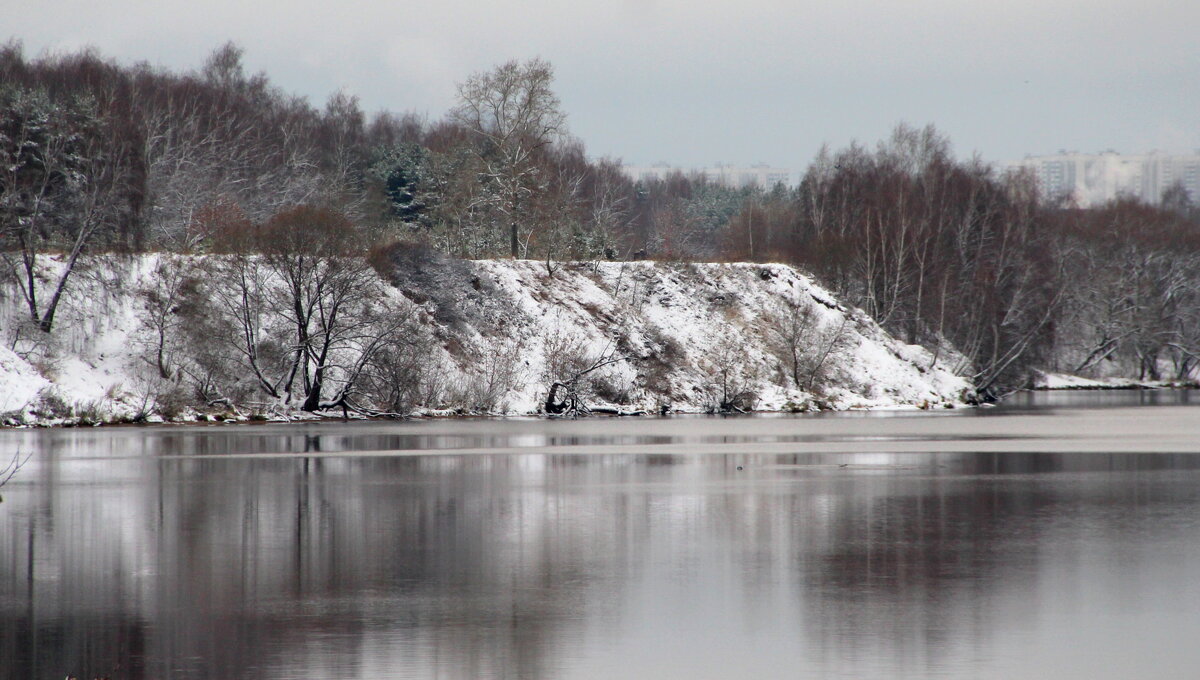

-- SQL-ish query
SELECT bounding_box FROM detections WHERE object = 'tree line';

[3,42,1198,403]
[1,43,762,327]
[719,124,1200,394]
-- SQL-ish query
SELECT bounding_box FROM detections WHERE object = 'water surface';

[3,392,1200,679]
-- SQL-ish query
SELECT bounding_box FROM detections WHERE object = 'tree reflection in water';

[3,416,1200,679]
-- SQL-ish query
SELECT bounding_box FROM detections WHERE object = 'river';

[2,391,1200,679]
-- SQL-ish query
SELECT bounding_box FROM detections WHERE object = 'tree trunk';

[302,370,323,411]
[545,382,569,414]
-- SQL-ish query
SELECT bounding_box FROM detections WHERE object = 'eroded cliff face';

[0,255,970,425]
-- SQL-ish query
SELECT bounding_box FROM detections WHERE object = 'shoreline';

[0,399,960,430]
[8,383,1200,430]
[8,383,1200,431]
[5,400,1200,456]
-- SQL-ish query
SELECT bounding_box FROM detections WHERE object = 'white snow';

[0,345,50,413]
[0,255,973,425]
[1030,370,1189,391]
[410,260,969,414]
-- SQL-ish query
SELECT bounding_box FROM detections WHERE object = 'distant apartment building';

[1009,151,1200,207]
[621,163,792,190]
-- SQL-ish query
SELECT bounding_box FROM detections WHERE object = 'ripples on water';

[2,391,1200,680]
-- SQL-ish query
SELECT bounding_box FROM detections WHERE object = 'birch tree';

[451,58,566,258]
[0,85,134,332]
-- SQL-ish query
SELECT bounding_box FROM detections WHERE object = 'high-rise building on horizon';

[1008,151,1200,207]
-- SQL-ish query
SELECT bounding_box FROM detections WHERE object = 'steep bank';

[0,255,970,425]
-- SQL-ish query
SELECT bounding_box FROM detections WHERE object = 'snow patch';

[0,346,50,413]
[1031,370,1194,391]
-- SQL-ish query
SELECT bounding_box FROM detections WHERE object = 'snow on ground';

[0,255,972,425]
[424,260,969,414]
[0,255,167,424]
[1030,370,1194,390]
[0,345,49,413]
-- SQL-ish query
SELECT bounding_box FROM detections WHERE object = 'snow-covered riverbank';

[0,256,972,426]
[1029,370,1197,391]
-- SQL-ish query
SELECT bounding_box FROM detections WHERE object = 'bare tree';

[764,300,851,394]
[585,158,634,259]
[0,448,30,501]
[1045,196,1200,383]
[542,331,627,417]
[136,255,202,380]
[355,318,446,416]
[447,339,526,413]
[451,58,566,258]
[0,85,135,332]
[777,125,1061,396]
[704,335,760,413]
[131,43,328,250]
[532,142,587,274]
[194,205,407,413]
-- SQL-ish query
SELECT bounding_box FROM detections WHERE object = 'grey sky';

[7,0,1198,170]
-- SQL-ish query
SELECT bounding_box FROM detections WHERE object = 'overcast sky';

[7,0,1198,171]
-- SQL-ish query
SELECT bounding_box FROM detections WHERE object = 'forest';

[2,41,1199,414]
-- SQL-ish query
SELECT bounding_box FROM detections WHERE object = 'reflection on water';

[3,396,1200,679]
[996,386,1198,410]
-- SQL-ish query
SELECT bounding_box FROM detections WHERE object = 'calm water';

[3,391,1200,679]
